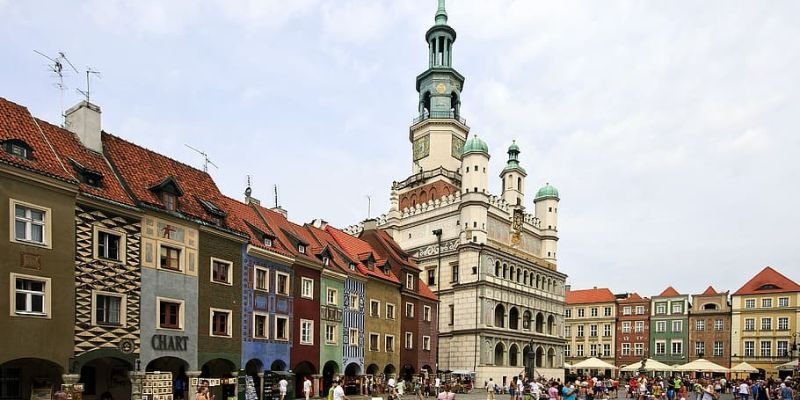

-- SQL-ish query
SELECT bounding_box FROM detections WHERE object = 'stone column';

[187,371,202,400]
[230,371,239,400]
[311,375,322,399]
[61,374,82,399]
[257,372,265,400]
[130,371,146,400]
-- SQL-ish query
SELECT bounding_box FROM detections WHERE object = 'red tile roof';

[658,286,681,297]
[103,133,227,223]
[216,195,294,257]
[618,292,648,303]
[700,286,718,296]
[565,287,616,304]
[0,97,75,183]
[417,277,438,301]
[733,266,800,296]
[326,226,401,284]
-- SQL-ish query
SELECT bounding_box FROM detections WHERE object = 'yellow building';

[731,266,800,378]
[564,287,617,372]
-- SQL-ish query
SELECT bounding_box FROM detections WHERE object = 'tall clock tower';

[410,0,469,175]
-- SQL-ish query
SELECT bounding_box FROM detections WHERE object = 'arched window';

[503,264,508,279]
[547,348,556,368]
[510,267,515,281]
[522,311,532,330]
[494,343,505,366]
[495,261,501,276]
[535,313,545,333]
[509,344,520,367]
[509,307,519,330]
[494,304,506,328]
[547,315,556,335]
[535,347,544,368]
[517,177,521,189]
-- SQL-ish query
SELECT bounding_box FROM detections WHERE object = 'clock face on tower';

[435,83,446,94]
[413,135,430,161]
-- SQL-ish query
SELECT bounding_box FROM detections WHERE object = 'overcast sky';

[3,0,799,297]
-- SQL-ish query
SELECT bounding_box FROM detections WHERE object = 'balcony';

[321,305,343,322]
[412,111,468,127]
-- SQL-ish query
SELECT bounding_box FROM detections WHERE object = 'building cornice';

[246,244,294,265]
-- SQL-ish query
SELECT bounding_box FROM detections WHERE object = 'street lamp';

[432,229,443,377]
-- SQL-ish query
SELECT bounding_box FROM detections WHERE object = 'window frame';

[274,314,290,341]
[92,290,126,327]
[210,257,234,286]
[635,305,645,315]
[671,340,683,355]
[423,305,431,322]
[761,298,772,308]
[634,321,644,333]
[778,297,789,308]
[300,319,314,345]
[654,340,666,355]
[325,324,337,344]
[405,331,413,350]
[300,277,314,299]
[94,226,125,263]
[275,271,290,296]
[405,302,414,318]
[253,312,269,339]
[744,298,755,309]
[370,299,380,317]
[369,332,380,351]
[422,335,431,351]
[348,293,359,310]
[406,273,414,290]
[10,273,51,318]
[158,244,183,272]
[157,297,184,330]
[385,334,395,352]
[656,321,666,333]
[254,265,269,292]
[348,328,359,347]
[672,320,682,332]
[386,303,396,320]
[10,200,52,248]
[209,308,233,337]
[326,287,338,305]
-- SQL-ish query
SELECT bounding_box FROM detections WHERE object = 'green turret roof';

[502,140,526,175]
[535,183,559,201]
[462,134,489,156]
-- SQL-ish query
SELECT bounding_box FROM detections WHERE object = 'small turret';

[534,183,559,260]
[459,134,490,244]
[500,140,527,206]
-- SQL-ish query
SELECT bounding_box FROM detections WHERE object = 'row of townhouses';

[563,267,800,378]
[0,97,438,400]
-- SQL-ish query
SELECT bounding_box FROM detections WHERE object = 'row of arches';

[488,342,559,369]
[493,304,557,335]
[493,260,562,294]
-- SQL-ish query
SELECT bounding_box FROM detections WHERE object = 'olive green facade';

[363,276,402,379]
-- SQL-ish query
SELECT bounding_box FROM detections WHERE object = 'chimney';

[271,206,288,218]
[311,219,328,229]
[565,284,571,292]
[363,219,378,231]
[65,101,102,153]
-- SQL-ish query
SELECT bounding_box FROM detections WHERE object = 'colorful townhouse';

[564,287,617,373]
[615,293,650,369]
[649,286,690,365]
[688,287,731,367]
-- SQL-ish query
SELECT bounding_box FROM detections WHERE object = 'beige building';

[564,288,617,370]
[731,266,800,378]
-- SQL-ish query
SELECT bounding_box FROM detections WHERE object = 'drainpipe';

[474,244,484,373]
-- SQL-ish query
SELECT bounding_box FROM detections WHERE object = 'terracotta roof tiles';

[657,286,681,297]
[733,266,800,296]
[565,287,616,304]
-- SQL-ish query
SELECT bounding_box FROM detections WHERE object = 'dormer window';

[322,256,330,266]
[69,159,103,188]
[2,139,33,160]
[349,263,356,271]
[298,244,306,254]
[197,198,226,226]
[149,176,184,212]
[263,237,273,247]
[162,192,177,211]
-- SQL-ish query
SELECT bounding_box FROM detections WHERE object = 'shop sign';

[151,334,189,351]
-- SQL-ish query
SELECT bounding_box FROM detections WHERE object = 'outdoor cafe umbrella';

[571,357,618,370]
[730,362,759,373]
[674,359,729,373]
[776,360,798,371]
[620,359,673,372]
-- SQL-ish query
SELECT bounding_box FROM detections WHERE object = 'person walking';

[738,381,749,400]
[488,379,497,400]
[303,376,312,400]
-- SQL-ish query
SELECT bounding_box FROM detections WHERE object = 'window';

[603,344,611,357]
[576,344,584,357]
[297,244,306,254]
[656,321,666,333]
[778,297,789,308]
[210,308,232,337]
[162,192,177,211]
[326,287,338,305]
[564,345,571,357]
[564,325,571,337]
[276,272,290,296]
[301,278,314,299]
[405,302,414,318]
[275,315,289,340]
[655,304,666,314]
[326,324,337,344]
[158,298,183,330]
[405,332,413,349]
[761,318,771,331]
[635,321,644,333]
[672,320,682,332]
[451,264,459,283]
[576,325,584,337]
[449,304,454,325]
[590,344,597,357]
[634,305,644,314]
[695,341,705,356]
[406,274,414,290]
[361,332,377,351]
[349,328,359,347]
[760,340,771,357]
[349,294,359,310]
[744,318,755,331]
[671,302,682,314]
[777,341,789,357]
[671,340,682,355]
[370,300,380,317]
[695,320,705,331]
[778,317,789,331]
[322,256,330,266]
[714,319,723,331]
[385,335,395,352]
[386,303,396,320]
[744,341,754,357]
[603,324,611,337]
[253,313,268,339]
[590,325,597,337]
[12,274,50,316]
[211,258,233,285]
[423,305,431,321]
[12,201,50,246]
[622,343,631,356]
[159,245,181,271]
[761,298,772,308]
[623,306,632,315]
[263,237,272,247]
[590,308,598,317]
[423,336,431,351]
[254,266,269,291]
[93,292,124,326]
[604,307,612,317]
[655,341,666,355]
[96,229,122,261]
[300,319,313,345]
[634,343,644,356]
[713,341,723,357]
[744,299,755,309]
[622,322,631,333]
[565,309,572,318]
[427,269,435,286]
[3,139,33,159]
[577,308,585,317]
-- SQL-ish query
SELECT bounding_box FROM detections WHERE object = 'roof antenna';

[33,50,79,125]
[245,175,252,197]
[274,184,280,208]
[184,144,219,172]
[76,66,101,103]
[366,195,372,219]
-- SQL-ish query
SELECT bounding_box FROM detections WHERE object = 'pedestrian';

[488,379,496,400]
[304,376,312,400]
[334,380,350,400]
[739,381,750,400]
[279,377,289,400]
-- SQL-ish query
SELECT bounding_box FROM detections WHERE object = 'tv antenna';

[77,67,102,103]
[184,144,218,172]
[274,185,280,208]
[33,50,79,123]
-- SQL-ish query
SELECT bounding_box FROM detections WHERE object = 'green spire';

[435,0,448,25]
[502,140,527,175]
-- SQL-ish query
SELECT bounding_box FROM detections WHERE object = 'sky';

[2,0,799,298]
